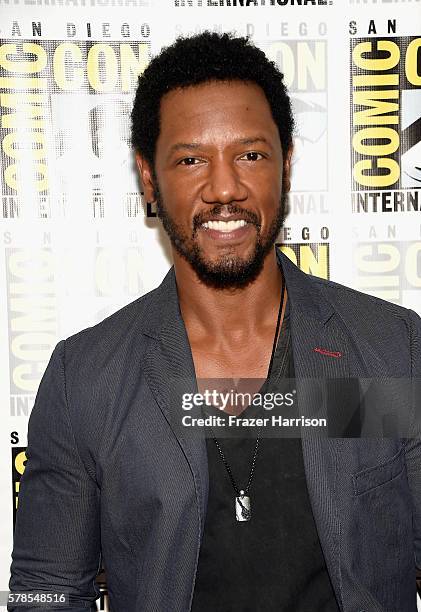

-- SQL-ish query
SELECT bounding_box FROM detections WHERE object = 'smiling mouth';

[201,219,249,232]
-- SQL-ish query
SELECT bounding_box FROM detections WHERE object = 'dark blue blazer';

[9,250,421,612]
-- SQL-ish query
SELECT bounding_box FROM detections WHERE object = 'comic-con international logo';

[354,240,421,307]
[0,39,149,218]
[6,247,57,417]
[11,446,27,528]
[278,242,330,279]
[350,37,421,212]
[263,38,327,195]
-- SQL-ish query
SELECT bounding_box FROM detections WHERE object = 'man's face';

[137,80,292,289]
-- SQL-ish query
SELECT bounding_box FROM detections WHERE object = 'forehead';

[156,80,280,151]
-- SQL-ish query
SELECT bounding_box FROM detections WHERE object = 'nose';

[201,158,248,205]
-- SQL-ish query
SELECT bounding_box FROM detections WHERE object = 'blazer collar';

[140,248,336,341]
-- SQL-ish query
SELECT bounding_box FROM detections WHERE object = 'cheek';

[158,179,193,212]
[246,168,281,197]
[257,190,282,216]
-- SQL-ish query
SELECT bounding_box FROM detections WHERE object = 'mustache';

[192,205,260,232]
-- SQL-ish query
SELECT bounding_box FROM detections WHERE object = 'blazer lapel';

[140,268,209,535]
[278,249,352,609]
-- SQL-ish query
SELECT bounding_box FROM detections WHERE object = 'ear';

[135,152,156,202]
[282,145,294,193]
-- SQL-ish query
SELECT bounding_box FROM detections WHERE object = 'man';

[9,32,421,612]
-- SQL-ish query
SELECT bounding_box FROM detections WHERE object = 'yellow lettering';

[353,90,399,126]
[53,43,84,91]
[405,38,421,86]
[11,297,57,332]
[297,41,326,90]
[3,131,46,160]
[279,246,297,266]
[299,245,328,279]
[353,158,400,187]
[120,44,149,92]
[353,127,399,156]
[356,244,400,273]
[87,44,118,92]
[11,332,55,361]
[0,76,47,89]
[14,451,27,475]
[353,40,400,71]
[267,42,295,89]
[406,242,421,288]
[0,43,47,73]
[0,93,46,129]
[353,73,399,87]
[13,363,42,392]
[127,248,143,294]
[4,163,19,190]
[4,161,48,191]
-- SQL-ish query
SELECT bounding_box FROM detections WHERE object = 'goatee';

[154,185,287,290]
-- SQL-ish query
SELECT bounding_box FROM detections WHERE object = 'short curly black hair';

[131,31,295,166]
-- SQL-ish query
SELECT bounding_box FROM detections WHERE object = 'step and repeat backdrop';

[0,0,420,609]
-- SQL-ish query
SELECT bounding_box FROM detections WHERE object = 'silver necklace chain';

[209,274,286,519]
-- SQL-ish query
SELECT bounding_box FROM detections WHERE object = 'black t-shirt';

[191,304,340,612]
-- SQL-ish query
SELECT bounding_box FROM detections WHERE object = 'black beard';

[154,184,287,290]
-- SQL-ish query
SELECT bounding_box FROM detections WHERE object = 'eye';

[178,157,202,165]
[240,151,265,162]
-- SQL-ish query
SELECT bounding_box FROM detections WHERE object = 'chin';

[187,250,270,290]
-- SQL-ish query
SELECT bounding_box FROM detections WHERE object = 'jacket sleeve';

[8,340,101,612]
[404,309,421,579]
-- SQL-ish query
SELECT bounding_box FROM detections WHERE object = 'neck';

[174,249,284,339]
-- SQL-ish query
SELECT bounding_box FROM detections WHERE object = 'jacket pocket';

[352,446,405,496]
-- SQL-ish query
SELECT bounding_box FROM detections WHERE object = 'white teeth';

[202,220,247,232]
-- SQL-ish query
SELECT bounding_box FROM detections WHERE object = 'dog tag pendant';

[235,490,251,521]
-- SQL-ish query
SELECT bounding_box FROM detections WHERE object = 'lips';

[197,217,255,244]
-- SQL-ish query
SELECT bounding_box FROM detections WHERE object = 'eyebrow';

[167,136,272,158]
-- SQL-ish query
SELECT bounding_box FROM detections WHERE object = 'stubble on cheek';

[151,172,287,288]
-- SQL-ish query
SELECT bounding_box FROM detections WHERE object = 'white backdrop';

[0,0,420,608]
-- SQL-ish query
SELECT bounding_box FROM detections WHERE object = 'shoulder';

[308,273,421,372]
[61,281,165,380]
[51,284,166,450]
[312,273,411,320]
[68,286,158,347]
